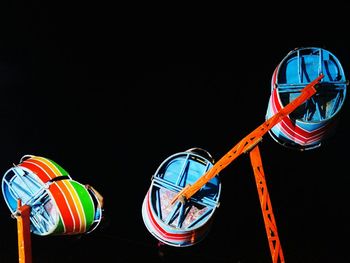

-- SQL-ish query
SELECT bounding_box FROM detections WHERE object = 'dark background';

[0,2,349,263]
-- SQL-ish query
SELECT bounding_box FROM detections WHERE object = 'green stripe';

[70,181,95,230]
[53,216,65,235]
[47,158,70,176]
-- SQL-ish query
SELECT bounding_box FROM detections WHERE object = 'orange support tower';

[15,199,32,263]
[171,74,324,263]
[250,145,284,262]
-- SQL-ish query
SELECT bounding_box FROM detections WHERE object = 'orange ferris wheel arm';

[171,73,324,204]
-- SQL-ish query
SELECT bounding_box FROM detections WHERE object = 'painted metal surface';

[171,74,323,204]
[142,148,221,247]
[266,47,347,150]
[2,155,103,236]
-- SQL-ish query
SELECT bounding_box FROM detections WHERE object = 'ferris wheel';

[142,47,348,263]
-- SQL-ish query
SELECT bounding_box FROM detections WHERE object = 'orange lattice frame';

[250,145,284,263]
[171,74,324,262]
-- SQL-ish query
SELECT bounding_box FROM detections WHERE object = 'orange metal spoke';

[171,73,324,204]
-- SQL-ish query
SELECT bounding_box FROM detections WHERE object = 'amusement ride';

[141,47,348,263]
[1,155,104,263]
[0,46,347,263]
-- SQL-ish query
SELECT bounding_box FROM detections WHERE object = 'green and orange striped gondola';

[2,155,102,236]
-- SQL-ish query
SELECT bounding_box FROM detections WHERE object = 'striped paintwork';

[142,148,221,247]
[266,47,347,150]
[2,155,97,236]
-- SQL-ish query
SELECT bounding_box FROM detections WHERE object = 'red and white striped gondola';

[142,148,221,247]
[266,47,348,150]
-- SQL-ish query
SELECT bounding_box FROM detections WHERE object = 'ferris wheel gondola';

[2,155,103,236]
[143,74,324,263]
[266,47,348,150]
[141,148,221,247]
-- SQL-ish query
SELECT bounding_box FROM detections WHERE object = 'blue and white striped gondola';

[142,148,221,247]
[266,47,348,150]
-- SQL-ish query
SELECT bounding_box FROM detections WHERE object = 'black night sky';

[1,3,350,263]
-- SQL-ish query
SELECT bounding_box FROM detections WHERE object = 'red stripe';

[26,159,81,233]
[146,191,191,240]
[20,161,52,183]
[19,161,75,233]
[49,183,74,233]
[271,65,279,90]
[270,87,330,141]
[145,190,207,243]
